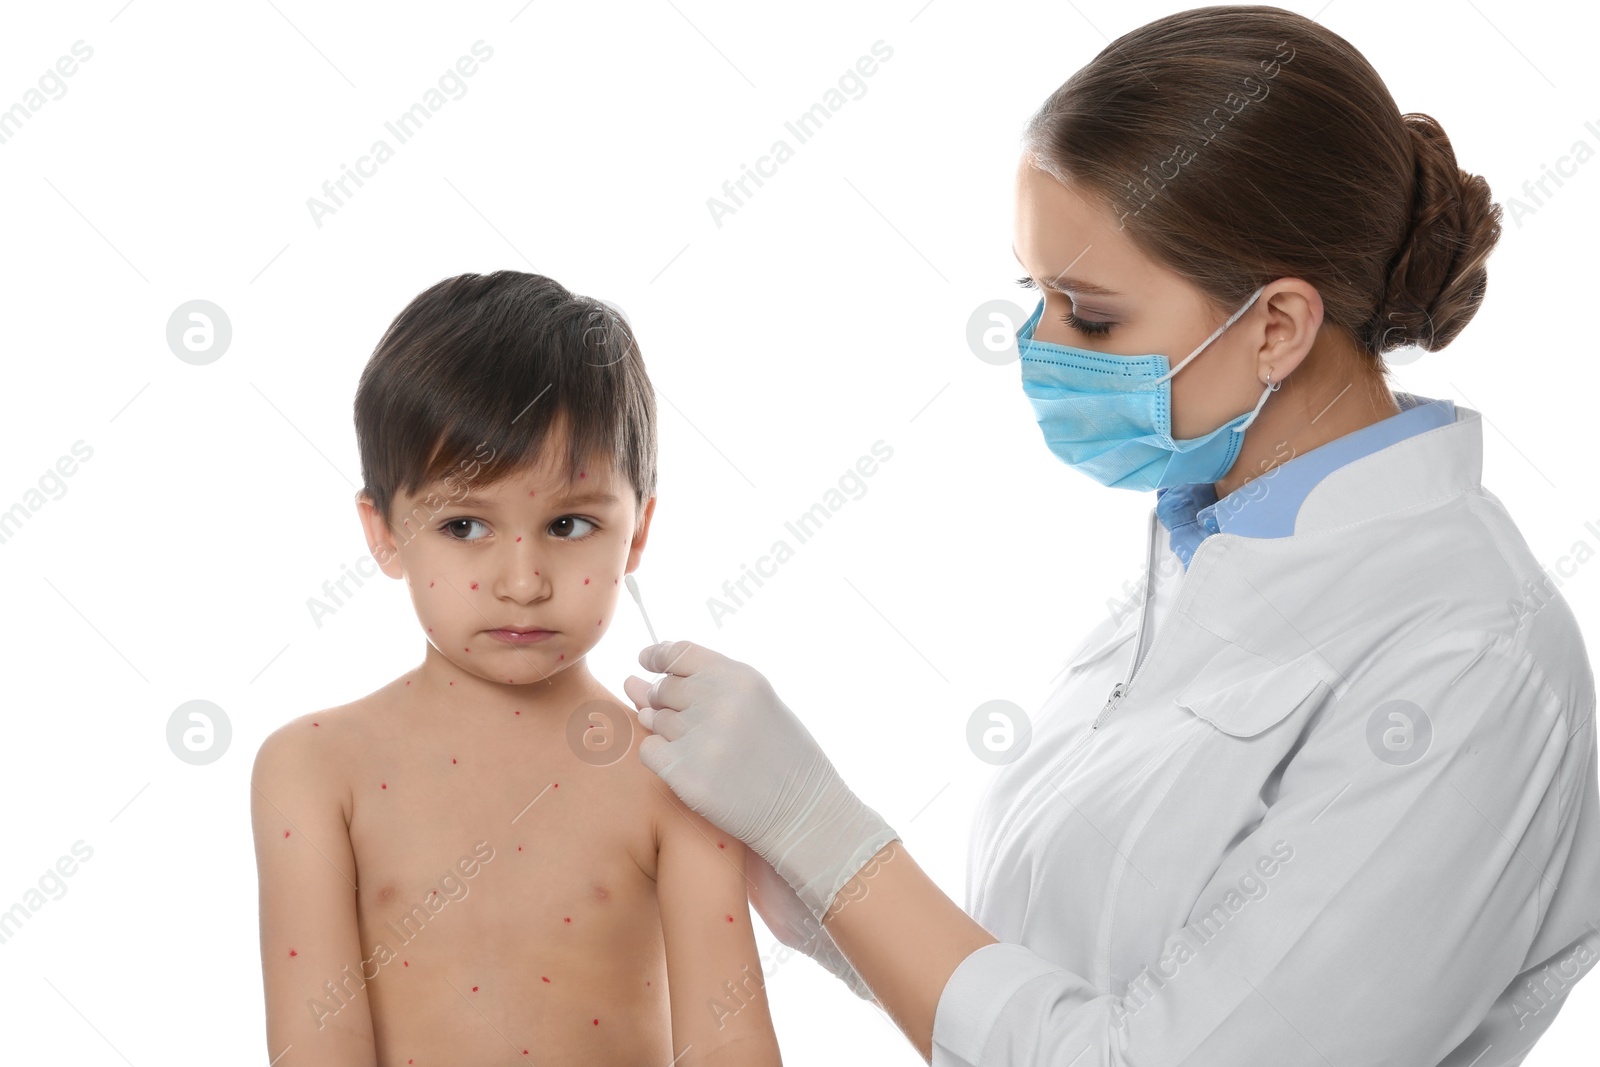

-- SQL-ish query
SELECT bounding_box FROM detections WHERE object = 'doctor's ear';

[1253,280,1325,382]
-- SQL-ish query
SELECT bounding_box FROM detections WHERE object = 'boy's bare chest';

[346,712,661,911]
[340,714,673,1056]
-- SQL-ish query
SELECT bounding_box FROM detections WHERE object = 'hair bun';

[1369,113,1502,354]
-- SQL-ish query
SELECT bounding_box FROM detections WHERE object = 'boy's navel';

[591,883,611,903]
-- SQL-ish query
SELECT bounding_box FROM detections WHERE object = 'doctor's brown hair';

[1022,4,1501,362]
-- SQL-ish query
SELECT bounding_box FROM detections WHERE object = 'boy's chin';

[444,646,592,687]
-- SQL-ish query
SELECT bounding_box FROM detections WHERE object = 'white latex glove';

[744,846,878,1003]
[622,639,901,929]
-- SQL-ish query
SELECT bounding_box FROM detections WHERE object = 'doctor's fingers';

[640,705,686,742]
[620,673,655,713]
[638,638,713,677]
[639,671,700,714]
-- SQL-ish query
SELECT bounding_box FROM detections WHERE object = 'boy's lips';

[487,627,556,644]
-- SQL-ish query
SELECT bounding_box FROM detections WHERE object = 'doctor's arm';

[628,634,1595,1066]
[835,629,1595,1066]
[820,837,997,1060]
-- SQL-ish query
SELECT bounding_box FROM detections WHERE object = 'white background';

[1,0,1596,1063]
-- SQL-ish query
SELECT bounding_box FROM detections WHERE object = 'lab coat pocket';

[1175,644,1327,738]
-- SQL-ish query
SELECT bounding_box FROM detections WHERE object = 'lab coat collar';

[1290,397,1481,536]
[1152,398,1485,671]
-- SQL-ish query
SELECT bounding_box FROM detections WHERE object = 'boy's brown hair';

[354,271,657,534]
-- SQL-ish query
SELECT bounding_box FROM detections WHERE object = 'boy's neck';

[408,641,605,724]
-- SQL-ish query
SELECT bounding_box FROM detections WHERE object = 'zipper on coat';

[1094,509,1160,730]
[977,507,1171,888]
[1091,682,1125,729]
[1096,508,1222,729]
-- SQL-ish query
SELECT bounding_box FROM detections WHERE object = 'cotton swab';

[624,573,658,646]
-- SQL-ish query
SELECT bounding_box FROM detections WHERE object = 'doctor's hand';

[622,640,902,927]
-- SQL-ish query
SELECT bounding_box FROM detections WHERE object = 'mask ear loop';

[1153,285,1267,385]
[1231,367,1282,434]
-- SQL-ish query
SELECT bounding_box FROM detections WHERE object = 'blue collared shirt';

[1155,392,1456,570]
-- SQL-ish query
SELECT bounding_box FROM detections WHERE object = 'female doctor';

[623,7,1600,1065]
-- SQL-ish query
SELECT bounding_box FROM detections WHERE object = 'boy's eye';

[443,518,489,541]
[550,516,597,539]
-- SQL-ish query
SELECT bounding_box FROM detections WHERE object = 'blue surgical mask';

[1016,286,1275,492]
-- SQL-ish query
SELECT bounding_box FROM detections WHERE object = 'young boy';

[251,271,782,1066]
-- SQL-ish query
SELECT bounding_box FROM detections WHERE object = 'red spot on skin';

[646,981,651,986]
[579,470,586,479]
[597,619,602,626]
[726,915,734,922]
[472,985,479,992]
[405,680,411,686]
[542,976,550,982]
[517,846,522,851]
[429,580,434,587]
[431,890,438,897]
[289,948,297,956]
[404,960,409,967]
[553,783,558,788]
[717,841,725,849]
[428,628,433,633]
[534,570,539,576]
[449,681,454,686]
[583,577,590,584]
[381,783,387,790]
[283,830,290,838]
[529,490,536,496]
[516,536,522,542]
[564,917,571,923]
[558,654,565,661]
[470,582,478,590]
[515,710,521,715]
[593,1019,599,1026]
[452,758,457,764]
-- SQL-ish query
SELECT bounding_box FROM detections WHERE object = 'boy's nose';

[493,544,552,600]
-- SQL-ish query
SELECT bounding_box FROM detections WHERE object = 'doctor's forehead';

[1012,159,1144,295]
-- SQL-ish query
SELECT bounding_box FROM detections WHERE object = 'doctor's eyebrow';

[1011,245,1121,297]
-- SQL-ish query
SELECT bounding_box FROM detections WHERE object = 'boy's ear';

[355,491,405,579]
[624,495,656,575]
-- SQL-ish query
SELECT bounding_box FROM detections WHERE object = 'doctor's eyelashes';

[1012,276,1115,336]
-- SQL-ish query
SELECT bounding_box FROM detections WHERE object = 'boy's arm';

[655,783,784,1067]
[251,716,378,1066]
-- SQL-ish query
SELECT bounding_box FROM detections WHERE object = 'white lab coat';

[932,401,1600,1066]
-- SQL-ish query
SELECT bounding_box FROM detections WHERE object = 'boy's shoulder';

[250,683,397,813]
